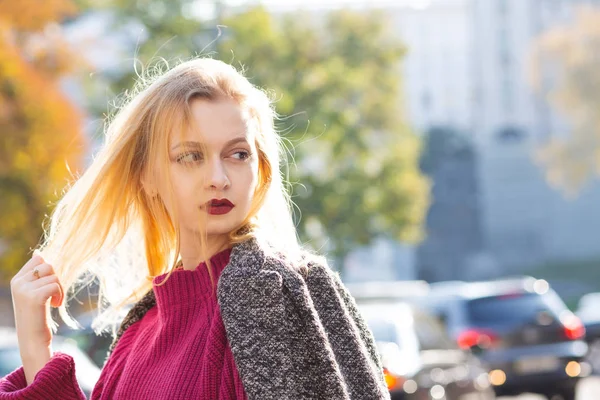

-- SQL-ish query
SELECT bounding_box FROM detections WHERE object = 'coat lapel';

[218,238,351,400]
[217,238,291,399]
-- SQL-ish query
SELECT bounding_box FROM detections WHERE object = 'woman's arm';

[305,260,390,399]
[325,267,384,371]
[2,254,86,399]
[0,352,86,399]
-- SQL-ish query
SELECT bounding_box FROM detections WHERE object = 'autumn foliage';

[0,0,86,281]
[529,5,600,193]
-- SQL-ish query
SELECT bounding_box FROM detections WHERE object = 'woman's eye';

[232,151,251,161]
[176,152,203,163]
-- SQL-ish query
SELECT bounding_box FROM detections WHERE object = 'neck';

[179,233,230,271]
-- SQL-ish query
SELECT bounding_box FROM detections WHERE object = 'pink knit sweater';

[0,248,248,400]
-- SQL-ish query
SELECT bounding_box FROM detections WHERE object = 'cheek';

[161,171,195,216]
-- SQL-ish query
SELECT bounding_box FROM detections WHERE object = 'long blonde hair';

[40,58,300,333]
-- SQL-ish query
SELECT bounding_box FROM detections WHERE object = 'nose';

[204,158,230,190]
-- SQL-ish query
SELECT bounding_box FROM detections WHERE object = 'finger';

[50,284,64,308]
[52,279,64,307]
[29,274,60,290]
[48,282,64,308]
[22,263,55,283]
[33,282,63,306]
[14,253,45,279]
[28,250,45,269]
[30,273,64,307]
[31,264,64,307]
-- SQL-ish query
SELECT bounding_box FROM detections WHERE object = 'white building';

[388,0,473,133]
[254,0,474,133]
[261,0,600,275]
[471,0,600,270]
[385,0,600,272]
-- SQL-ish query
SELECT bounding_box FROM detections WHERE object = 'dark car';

[576,292,600,373]
[415,278,589,400]
[358,302,495,400]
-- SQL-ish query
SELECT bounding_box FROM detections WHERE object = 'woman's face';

[158,97,260,242]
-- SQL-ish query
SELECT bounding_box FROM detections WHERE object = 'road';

[498,376,600,400]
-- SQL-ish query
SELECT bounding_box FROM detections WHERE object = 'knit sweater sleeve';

[0,352,86,400]
[305,260,389,399]
[326,266,384,372]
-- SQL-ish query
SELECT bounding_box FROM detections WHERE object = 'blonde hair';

[39,58,301,334]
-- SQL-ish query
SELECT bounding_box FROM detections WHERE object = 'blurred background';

[2,0,600,398]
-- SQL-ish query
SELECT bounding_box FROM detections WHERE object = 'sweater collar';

[152,248,232,309]
[109,237,270,353]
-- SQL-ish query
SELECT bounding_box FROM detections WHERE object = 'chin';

[184,211,247,237]
[205,221,240,237]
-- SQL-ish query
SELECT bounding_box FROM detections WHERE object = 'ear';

[141,172,158,198]
[145,186,158,198]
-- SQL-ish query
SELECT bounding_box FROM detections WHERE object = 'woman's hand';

[10,252,64,385]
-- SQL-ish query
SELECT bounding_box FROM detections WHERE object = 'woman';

[2,58,389,399]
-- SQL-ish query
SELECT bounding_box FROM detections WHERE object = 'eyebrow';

[170,137,250,151]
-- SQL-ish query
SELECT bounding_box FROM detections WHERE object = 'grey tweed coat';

[109,237,390,400]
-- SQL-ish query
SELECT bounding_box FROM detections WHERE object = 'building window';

[496,126,526,143]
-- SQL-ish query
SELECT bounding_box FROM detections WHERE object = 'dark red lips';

[205,198,234,215]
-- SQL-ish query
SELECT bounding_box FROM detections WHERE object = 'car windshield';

[367,319,399,345]
[467,292,560,325]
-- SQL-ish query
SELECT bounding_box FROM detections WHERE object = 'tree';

[71,0,215,107]
[529,5,600,194]
[0,0,87,281]
[79,2,430,261]
[218,7,429,259]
